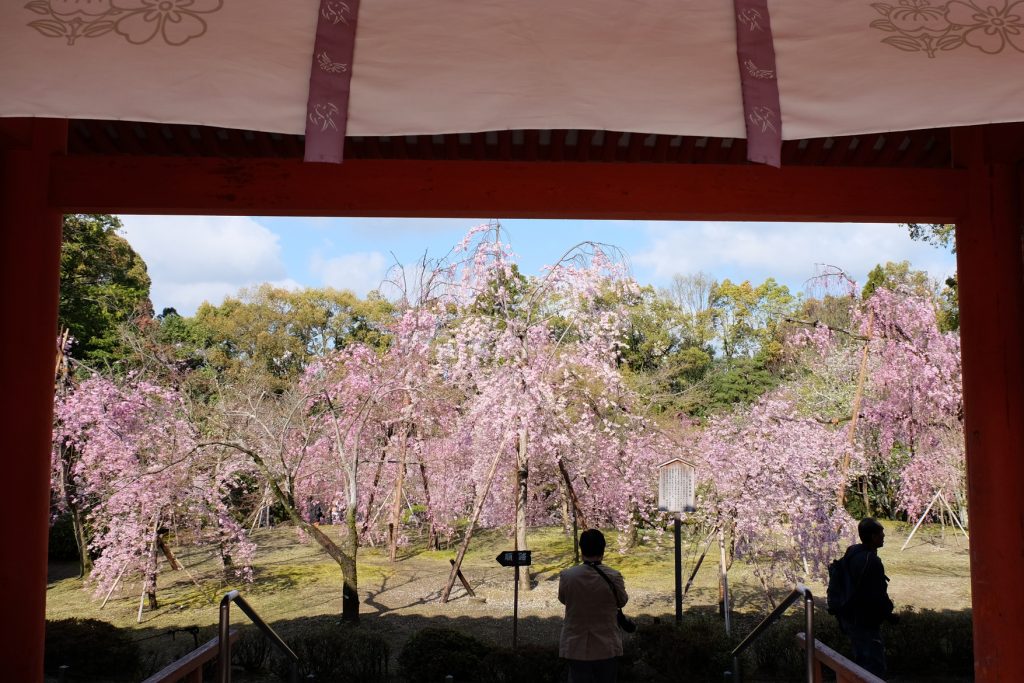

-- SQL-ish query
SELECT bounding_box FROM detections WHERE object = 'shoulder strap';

[849,549,871,596]
[587,562,624,606]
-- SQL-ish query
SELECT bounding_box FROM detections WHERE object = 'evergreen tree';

[59,214,152,367]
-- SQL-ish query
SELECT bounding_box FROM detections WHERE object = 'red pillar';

[0,118,66,682]
[954,126,1024,682]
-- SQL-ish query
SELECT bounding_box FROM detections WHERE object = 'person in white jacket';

[558,529,629,683]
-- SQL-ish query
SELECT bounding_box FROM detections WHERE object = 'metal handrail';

[725,583,815,683]
[219,590,299,683]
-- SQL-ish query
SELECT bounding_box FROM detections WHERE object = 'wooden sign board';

[496,550,532,567]
[658,458,696,513]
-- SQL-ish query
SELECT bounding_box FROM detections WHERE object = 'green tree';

[710,278,795,362]
[59,214,152,367]
[938,275,959,332]
[664,272,716,348]
[793,294,854,333]
[703,356,780,414]
[193,285,395,385]
[620,285,685,373]
[905,223,955,252]
[903,223,960,332]
[619,286,713,415]
[861,261,937,300]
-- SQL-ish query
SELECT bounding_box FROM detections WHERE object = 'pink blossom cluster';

[696,392,856,590]
[789,287,964,521]
[54,376,256,598]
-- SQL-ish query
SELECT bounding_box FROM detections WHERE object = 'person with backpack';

[558,529,630,683]
[828,517,898,678]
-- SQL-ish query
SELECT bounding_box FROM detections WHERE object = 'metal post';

[731,655,740,683]
[719,527,731,635]
[804,590,815,683]
[512,564,520,650]
[674,517,683,624]
[218,597,231,683]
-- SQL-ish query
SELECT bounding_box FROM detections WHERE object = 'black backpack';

[826,552,867,617]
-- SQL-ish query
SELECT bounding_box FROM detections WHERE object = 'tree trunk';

[220,546,234,578]
[388,430,408,563]
[146,522,160,610]
[624,500,640,549]
[342,505,360,622]
[59,444,92,577]
[211,441,361,622]
[69,497,91,577]
[558,477,571,533]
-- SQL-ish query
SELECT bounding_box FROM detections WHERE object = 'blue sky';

[118,216,958,316]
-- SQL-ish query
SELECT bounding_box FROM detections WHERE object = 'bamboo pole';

[901,490,942,552]
[100,561,130,609]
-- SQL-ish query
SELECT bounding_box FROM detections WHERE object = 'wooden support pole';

[684,532,715,597]
[448,559,476,597]
[0,117,67,682]
[158,538,184,571]
[953,125,1024,682]
[442,432,513,603]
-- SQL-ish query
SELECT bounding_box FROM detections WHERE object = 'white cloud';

[119,215,289,314]
[631,222,957,293]
[309,250,391,296]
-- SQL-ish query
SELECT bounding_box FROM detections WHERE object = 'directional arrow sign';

[496,550,532,567]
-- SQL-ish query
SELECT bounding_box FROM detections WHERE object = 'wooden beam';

[0,117,67,683]
[953,126,1024,682]
[50,155,966,222]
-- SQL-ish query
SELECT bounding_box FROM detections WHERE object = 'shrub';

[45,618,140,681]
[398,627,492,683]
[481,644,565,683]
[884,608,973,678]
[633,603,973,681]
[637,614,736,682]
[742,611,845,680]
[268,617,389,682]
[232,626,270,672]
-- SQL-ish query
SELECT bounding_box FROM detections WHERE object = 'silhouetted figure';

[839,518,897,679]
[558,529,628,683]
